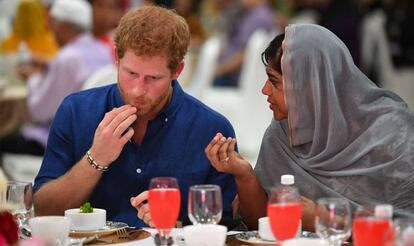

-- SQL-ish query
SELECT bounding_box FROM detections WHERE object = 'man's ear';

[172,61,185,80]
[114,48,119,65]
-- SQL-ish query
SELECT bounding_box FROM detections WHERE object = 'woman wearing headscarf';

[205,23,414,231]
[0,0,58,58]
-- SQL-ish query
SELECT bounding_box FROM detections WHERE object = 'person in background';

[206,24,414,231]
[213,0,277,87]
[0,0,58,58]
[0,0,112,157]
[199,0,240,38]
[317,0,362,67]
[88,0,126,62]
[33,5,237,228]
[383,0,414,68]
[174,0,206,49]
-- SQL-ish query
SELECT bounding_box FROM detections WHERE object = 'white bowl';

[64,208,106,231]
[282,238,328,246]
[258,217,276,241]
[29,216,71,246]
[183,224,227,246]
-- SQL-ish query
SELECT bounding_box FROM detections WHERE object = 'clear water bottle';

[17,41,31,65]
[280,174,302,238]
[375,204,394,244]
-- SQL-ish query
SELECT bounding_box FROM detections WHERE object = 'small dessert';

[64,202,106,231]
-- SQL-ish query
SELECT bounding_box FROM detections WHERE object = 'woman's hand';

[205,132,253,180]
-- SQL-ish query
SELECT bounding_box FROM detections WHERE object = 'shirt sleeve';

[33,97,77,192]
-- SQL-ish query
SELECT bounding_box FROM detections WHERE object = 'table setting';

[2,173,414,246]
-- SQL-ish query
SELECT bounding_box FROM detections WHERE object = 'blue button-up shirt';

[34,80,237,227]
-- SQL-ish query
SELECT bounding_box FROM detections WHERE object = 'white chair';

[82,64,117,90]
[201,30,274,165]
[186,36,221,98]
[361,10,414,111]
[177,52,194,88]
[2,153,42,183]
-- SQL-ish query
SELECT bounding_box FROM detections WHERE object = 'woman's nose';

[261,80,272,96]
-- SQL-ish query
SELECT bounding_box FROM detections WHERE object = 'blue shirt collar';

[113,80,183,119]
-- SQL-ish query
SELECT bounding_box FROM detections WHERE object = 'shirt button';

[165,118,168,122]
[136,168,142,174]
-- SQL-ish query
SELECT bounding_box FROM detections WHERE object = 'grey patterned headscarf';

[255,24,414,217]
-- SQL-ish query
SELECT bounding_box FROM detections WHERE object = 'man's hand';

[205,132,253,180]
[89,105,137,167]
[16,55,50,80]
[130,191,155,227]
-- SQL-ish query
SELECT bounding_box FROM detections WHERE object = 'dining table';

[74,228,262,246]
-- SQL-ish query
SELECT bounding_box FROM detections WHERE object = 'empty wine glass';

[394,218,414,246]
[2,181,33,238]
[268,186,302,242]
[148,177,181,246]
[188,184,222,225]
[315,198,351,246]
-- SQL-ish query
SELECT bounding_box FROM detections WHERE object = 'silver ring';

[223,157,229,162]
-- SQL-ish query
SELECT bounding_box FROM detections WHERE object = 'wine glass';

[353,204,394,246]
[148,177,181,246]
[394,218,414,246]
[315,198,351,246]
[268,186,302,242]
[2,181,33,238]
[188,184,222,225]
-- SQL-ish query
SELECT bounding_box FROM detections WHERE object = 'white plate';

[235,231,277,245]
[69,221,128,237]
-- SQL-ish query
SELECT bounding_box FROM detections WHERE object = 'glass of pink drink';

[267,186,302,243]
[353,205,394,246]
[148,177,181,245]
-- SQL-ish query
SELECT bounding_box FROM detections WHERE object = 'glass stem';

[154,229,173,246]
[328,239,342,246]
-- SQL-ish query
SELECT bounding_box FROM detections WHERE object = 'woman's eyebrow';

[266,69,278,80]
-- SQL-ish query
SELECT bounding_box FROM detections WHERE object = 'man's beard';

[119,85,171,117]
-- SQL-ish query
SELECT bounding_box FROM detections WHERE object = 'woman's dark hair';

[261,33,285,74]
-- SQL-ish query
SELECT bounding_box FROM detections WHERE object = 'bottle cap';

[281,175,295,185]
[375,204,393,219]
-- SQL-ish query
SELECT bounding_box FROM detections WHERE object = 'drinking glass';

[315,198,351,246]
[188,184,222,225]
[2,181,33,238]
[352,205,394,246]
[267,186,302,242]
[148,177,181,246]
[394,218,414,246]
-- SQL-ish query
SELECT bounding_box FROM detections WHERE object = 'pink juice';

[148,188,181,230]
[267,203,302,241]
[353,217,393,246]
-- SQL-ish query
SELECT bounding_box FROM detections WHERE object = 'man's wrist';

[86,150,109,172]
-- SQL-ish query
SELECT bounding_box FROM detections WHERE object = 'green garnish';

[80,202,93,213]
